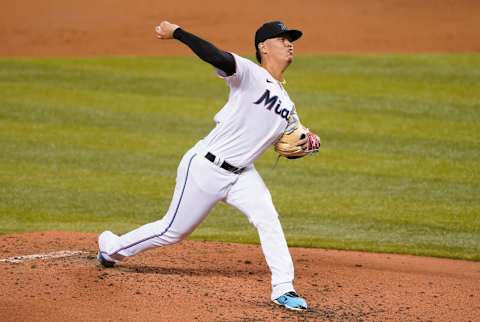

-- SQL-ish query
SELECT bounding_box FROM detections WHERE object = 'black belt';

[205,152,245,174]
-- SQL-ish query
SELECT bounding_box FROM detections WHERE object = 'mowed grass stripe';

[0,55,479,260]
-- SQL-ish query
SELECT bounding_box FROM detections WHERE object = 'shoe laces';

[285,291,299,298]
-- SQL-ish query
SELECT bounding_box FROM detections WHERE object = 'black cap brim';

[279,30,302,42]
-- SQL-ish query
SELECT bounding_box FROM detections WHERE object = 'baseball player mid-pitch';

[97,20,320,311]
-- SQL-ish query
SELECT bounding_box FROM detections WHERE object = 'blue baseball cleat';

[273,291,308,311]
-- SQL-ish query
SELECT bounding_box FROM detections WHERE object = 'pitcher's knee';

[251,216,282,233]
[158,228,190,245]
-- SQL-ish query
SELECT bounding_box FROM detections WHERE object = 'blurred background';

[1,0,480,56]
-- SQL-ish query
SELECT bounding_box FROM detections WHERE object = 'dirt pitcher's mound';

[0,232,479,321]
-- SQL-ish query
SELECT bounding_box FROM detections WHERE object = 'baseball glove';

[274,124,321,159]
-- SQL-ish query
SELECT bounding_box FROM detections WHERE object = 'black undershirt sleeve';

[173,28,236,76]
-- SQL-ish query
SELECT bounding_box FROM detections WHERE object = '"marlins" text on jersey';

[254,89,290,120]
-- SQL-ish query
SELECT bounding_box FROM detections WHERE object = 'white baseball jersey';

[202,53,298,167]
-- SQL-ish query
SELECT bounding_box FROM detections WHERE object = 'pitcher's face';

[261,36,294,65]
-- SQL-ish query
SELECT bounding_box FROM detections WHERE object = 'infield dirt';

[1,232,479,321]
[1,0,480,56]
[1,0,479,321]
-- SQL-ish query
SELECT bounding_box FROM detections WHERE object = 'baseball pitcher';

[97,20,320,311]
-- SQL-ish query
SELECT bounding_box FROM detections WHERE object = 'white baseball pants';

[99,141,296,300]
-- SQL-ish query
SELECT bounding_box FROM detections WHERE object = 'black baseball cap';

[254,21,302,50]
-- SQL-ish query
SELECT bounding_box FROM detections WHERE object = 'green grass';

[0,54,479,260]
